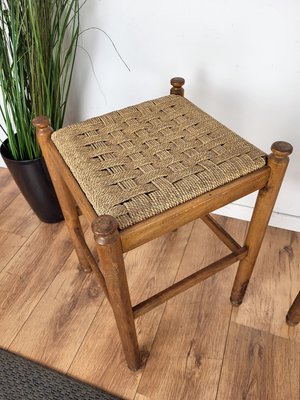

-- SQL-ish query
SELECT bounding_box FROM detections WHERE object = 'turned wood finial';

[271,141,293,160]
[170,77,185,96]
[32,116,51,129]
[32,116,53,140]
[92,215,119,245]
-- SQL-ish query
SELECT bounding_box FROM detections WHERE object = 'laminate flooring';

[0,168,299,400]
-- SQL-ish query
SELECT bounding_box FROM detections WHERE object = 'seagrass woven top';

[52,95,266,230]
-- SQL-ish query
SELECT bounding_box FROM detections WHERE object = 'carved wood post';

[230,141,293,305]
[92,215,141,370]
[33,116,91,272]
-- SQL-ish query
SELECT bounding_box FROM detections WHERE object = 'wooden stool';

[286,291,300,326]
[33,78,293,370]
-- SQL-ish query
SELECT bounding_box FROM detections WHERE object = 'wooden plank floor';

[0,167,299,400]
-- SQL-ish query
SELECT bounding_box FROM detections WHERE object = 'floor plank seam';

[232,319,300,342]
[66,295,107,376]
[7,246,79,350]
[0,191,20,214]
[0,222,41,275]
[0,193,39,236]
[214,304,234,400]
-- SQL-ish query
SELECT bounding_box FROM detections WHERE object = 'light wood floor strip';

[0,194,40,238]
[0,168,20,214]
[0,229,27,273]
[0,170,41,273]
[9,242,103,371]
[0,221,77,348]
[216,322,300,400]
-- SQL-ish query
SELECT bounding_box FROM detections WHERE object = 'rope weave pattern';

[52,95,266,229]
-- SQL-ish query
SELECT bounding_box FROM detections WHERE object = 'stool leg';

[51,177,91,273]
[92,215,141,371]
[230,141,293,306]
[286,291,300,326]
[33,116,91,272]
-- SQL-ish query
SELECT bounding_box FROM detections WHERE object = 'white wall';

[1,0,300,231]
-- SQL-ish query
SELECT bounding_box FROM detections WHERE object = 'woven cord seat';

[33,77,292,371]
[52,95,266,229]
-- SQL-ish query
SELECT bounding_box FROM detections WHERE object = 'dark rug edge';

[0,348,124,400]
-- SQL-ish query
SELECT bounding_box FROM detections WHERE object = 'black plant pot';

[1,138,64,223]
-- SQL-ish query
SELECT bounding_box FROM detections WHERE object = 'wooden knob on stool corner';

[92,215,119,245]
[32,116,53,141]
[32,116,51,129]
[170,77,185,96]
[271,141,293,158]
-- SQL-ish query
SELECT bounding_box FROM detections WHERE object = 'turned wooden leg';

[170,77,185,96]
[33,116,91,272]
[286,291,300,326]
[92,215,141,371]
[230,141,293,306]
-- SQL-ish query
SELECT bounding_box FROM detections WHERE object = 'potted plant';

[0,0,81,223]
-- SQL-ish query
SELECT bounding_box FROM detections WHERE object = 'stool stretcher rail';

[201,214,241,251]
[133,246,248,319]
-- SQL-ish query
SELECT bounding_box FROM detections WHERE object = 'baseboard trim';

[213,203,300,232]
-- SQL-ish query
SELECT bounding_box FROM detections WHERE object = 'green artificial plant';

[0,0,81,160]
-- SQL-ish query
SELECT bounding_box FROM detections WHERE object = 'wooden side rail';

[121,167,270,253]
[201,214,241,251]
[133,246,248,319]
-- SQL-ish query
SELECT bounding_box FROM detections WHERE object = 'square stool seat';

[52,94,266,230]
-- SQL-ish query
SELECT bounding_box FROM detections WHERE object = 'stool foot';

[230,298,243,307]
[286,317,299,327]
[77,263,92,273]
[230,280,249,306]
[286,291,300,327]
